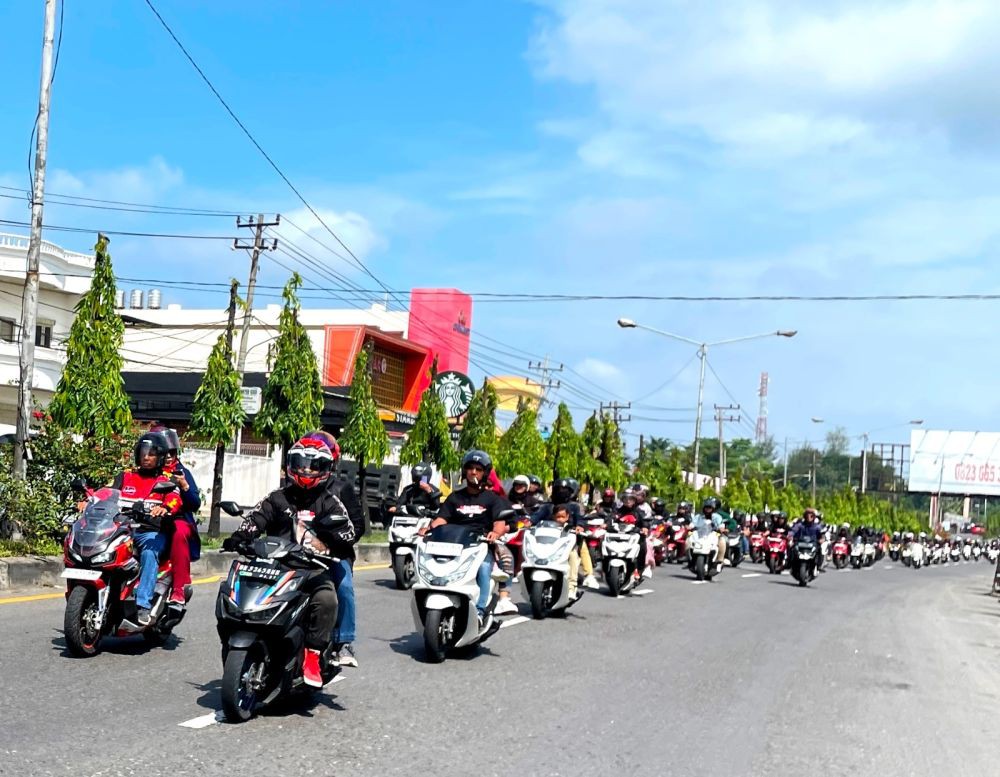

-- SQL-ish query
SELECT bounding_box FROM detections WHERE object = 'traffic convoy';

[58,474,994,724]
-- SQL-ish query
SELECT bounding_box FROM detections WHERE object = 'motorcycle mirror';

[151,481,177,495]
[70,476,88,493]
[218,501,243,517]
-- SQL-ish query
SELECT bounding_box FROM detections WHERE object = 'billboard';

[908,429,1000,496]
[407,288,472,376]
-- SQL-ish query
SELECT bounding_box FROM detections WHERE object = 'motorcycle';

[910,540,924,569]
[863,541,877,567]
[931,544,943,565]
[791,539,818,587]
[215,502,349,722]
[61,483,189,657]
[949,544,961,563]
[987,546,999,564]
[832,538,850,569]
[601,519,643,596]
[725,530,744,568]
[850,538,864,569]
[749,531,766,564]
[519,521,579,619]
[666,521,690,564]
[766,530,788,575]
[901,542,912,567]
[500,514,530,580]
[582,516,607,570]
[649,520,668,566]
[888,541,901,562]
[688,523,720,581]
[387,505,432,590]
[411,523,505,663]
[972,544,983,562]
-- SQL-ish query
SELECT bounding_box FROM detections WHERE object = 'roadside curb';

[0,543,390,592]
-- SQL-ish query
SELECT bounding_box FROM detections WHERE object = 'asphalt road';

[2,559,998,777]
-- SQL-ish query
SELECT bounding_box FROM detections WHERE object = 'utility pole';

[526,356,563,406]
[782,436,789,488]
[600,401,632,427]
[233,214,279,453]
[860,432,870,494]
[14,0,57,479]
[811,449,818,505]
[208,280,240,538]
[714,404,740,491]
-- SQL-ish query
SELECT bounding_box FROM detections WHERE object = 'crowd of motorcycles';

[57,479,1000,724]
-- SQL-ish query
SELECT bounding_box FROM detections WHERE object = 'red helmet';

[304,430,341,461]
[602,487,615,500]
[287,437,335,490]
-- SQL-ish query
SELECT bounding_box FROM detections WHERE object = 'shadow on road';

[50,630,184,658]
[370,578,401,590]
[189,678,222,711]
[381,631,500,663]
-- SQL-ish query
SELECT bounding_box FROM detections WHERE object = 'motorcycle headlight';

[90,549,113,565]
[417,553,477,586]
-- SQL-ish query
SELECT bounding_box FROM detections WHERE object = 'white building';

[119,300,409,375]
[0,233,94,423]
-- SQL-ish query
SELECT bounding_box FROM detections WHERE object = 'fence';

[181,446,282,509]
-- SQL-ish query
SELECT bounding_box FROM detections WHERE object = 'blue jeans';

[740,534,750,554]
[331,558,355,644]
[135,531,166,609]
[476,557,493,614]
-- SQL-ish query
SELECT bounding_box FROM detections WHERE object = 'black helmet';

[461,450,493,480]
[551,478,579,503]
[411,462,433,482]
[677,501,692,512]
[527,475,542,489]
[134,432,169,474]
[150,425,181,453]
[701,497,716,510]
[651,497,665,512]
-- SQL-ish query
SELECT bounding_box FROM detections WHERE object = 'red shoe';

[302,648,323,688]
[169,590,186,606]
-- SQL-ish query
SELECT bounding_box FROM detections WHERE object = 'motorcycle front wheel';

[392,555,415,590]
[422,609,450,663]
[529,579,549,620]
[221,643,268,723]
[694,555,706,581]
[64,586,102,657]
[606,565,624,596]
[797,561,809,587]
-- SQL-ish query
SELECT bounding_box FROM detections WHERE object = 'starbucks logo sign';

[433,371,475,418]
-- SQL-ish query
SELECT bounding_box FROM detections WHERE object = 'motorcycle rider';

[692,498,727,572]
[531,478,599,590]
[222,436,353,687]
[110,431,183,627]
[391,462,442,516]
[611,490,651,581]
[526,475,545,509]
[788,507,822,574]
[631,484,654,522]
[674,501,693,525]
[151,426,200,611]
[421,450,513,625]
[651,498,667,520]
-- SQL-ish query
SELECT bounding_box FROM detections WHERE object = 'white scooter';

[901,542,912,567]
[520,520,579,619]
[601,522,642,596]
[688,523,720,581]
[388,506,432,590]
[963,543,973,562]
[863,541,877,567]
[973,544,982,562]
[910,540,924,569]
[411,525,505,663]
[949,545,961,563]
[850,538,865,569]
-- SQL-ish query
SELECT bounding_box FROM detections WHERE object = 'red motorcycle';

[766,529,788,574]
[61,484,189,657]
[665,522,689,563]
[583,514,610,569]
[749,532,766,563]
[649,520,668,566]
[832,538,850,569]
[501,518,528,578]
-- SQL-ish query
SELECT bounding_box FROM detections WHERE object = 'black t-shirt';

[438,488,512,534]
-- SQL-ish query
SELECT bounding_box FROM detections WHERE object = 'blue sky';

[2,0,998,455]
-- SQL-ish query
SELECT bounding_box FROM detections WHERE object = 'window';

[0,318,14,343]
[35,320,53,349]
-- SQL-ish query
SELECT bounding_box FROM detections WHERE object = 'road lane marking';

[499,616,529,629]
[742,573,761,578]
[179,711,223,729]
[632,588,654,596]
[691,580,708,585]
[0,563,390,606]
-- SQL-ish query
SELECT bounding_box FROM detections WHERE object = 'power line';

[0,219,234,240]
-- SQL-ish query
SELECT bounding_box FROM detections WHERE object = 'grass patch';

[199,530,388,550]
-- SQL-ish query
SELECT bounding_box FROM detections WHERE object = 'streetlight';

[617,318,797,489]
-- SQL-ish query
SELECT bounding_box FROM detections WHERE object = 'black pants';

[301,572,339,650]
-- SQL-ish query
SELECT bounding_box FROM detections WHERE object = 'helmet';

[551,478,580,503]
[461,450,493,481]
[621,490,637,503]
[919,531,927,540]
[527,475,542,489]
[303,430,342,462]
[150,425,180,454]
[677,501,692,512]
[411,462,433,482]
[651,497,666,514]
[287,437,335,490]
[701,498,716,511]
[601,487,616,501]
[512,475,530,489]
[732,509,746,520]
[134,432,170,474]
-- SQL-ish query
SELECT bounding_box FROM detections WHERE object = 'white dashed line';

[499,615,530,629]
[742,573,761,578]
[691,580,708,585]
[179,711,223,729]
[632,588,654,596]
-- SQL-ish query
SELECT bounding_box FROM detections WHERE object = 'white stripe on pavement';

[499,616,530,629]
[742,573,761,578]
[691,580,708,585]
[632,588,654,596]
[179,711,223,729]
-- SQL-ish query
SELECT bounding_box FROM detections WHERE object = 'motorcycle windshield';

[72,490,123,552]
[428,523,482,548]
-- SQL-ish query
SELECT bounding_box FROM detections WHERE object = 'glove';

[222,533,248,553]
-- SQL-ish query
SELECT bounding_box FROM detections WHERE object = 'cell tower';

[755,372,769,443]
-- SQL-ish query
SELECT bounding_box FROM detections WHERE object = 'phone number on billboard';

[954,462,997,483]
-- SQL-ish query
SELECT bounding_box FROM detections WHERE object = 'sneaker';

[334,642,358,668]
[302,648,323,687]
[494,597,519,615]
[582,574,599,590]
[642,567,653,580]
[137,608,152,626]
[169,590,186,605]
[570,588,584,601]
[511,575,519,584]
[476,610,486,629]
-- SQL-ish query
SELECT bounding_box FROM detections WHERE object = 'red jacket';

[112,469,182,515]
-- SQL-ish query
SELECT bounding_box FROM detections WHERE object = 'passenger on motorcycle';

[223,436,355,686]
[788,508,822,567]
[151,426,201,611]
[526,475,545,509]
[545,503,586,601]
[630,484,654,522]
[769,511,788,534]
[673,501,693,524]
[391,462,442,515]
[611,491,652,580]
[531,478,599,590]
[731,509,750,556]
[109,432,183,626]
[422,450,512,624]
[692,498,727,570]
[651,498,667,520]
[595,487,619,515]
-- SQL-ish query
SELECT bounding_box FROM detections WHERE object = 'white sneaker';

[642,567,653,580]
[582,574,599,590]
[494,597,518,615]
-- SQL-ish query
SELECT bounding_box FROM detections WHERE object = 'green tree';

[254,274,324,448]
[722,471,752,511]
[189,281,245,537]
[599,413,628,490]
[340,343,390,477]
[496,399,546,479]
[458,379,499,460]
[47,234,132,437]
[546,402,580,482]
[400,360,459,473]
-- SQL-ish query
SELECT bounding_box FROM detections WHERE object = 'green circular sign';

[433,371,475,418]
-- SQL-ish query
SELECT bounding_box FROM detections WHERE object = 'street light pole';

[693,345,707,489]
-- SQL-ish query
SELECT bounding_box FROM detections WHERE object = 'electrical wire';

[0,219,234,240]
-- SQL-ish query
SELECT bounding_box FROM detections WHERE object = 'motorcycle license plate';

[238,564,281,580]
[425,541,462,556]
[61,568,102,581]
